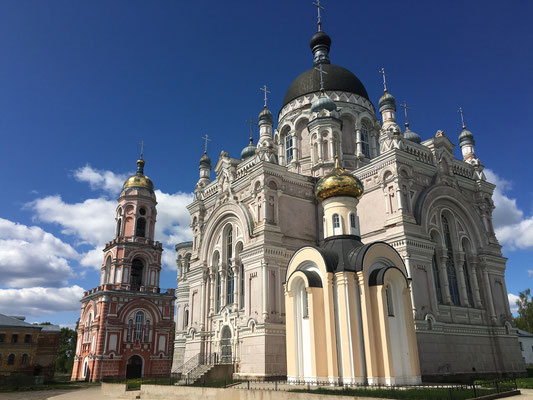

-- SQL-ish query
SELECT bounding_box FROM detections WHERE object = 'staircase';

[174,352,218,385]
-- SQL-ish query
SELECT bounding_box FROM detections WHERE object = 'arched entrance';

[220,326,232,364]
[126,355,143,379]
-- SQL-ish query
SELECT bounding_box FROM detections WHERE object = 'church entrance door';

[126,355,143,379]
[220,325,232,364]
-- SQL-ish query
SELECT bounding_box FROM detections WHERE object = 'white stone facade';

[171,28,524,380]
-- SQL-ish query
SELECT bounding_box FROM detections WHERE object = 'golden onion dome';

[315,159,364,202]
[122,158,154,191]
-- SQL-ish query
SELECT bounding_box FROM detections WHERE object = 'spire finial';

[458,107,466,129]
[139,140,145,160]
[313,0,324,31]
[379,67,388,92]
[314,64,328,93]
[400,101,412,128]
[202,134,211,154]
[245,116,257,145]
[260,85,271,108]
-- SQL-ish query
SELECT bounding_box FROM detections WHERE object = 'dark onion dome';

[315,159,364,202]
[199,152,211,168]
[283,64,370,107]
[310,30,332,51]
[378,90,396,112]
[311,92,337,113]
[123,158,154,191]
[403,124,421,144]
[459,126,475,146]
[258,107,273,124]
[240,141,257,160]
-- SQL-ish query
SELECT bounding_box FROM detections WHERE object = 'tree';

[514,289,533,333]
[56,323,78,374]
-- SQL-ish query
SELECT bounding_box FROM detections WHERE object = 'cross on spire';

[245,116,257,144]
[260,85,271,108]
[400,101,412,127]
[379,67,388,92]
[202,134,211,154]
[314,64,328,93]
[313,0,324,31]
[139,140,145,159]
[458,107,466,128]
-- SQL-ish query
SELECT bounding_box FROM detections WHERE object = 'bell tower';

[72,153,175,382]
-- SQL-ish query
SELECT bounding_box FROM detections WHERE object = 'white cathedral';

[171,21,524,383]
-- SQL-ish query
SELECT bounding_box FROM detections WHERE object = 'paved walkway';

[2,385,532,400]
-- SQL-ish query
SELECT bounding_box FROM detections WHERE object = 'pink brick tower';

[71,154,175,381]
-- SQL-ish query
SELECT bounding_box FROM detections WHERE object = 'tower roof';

[315,159,364,202]
[282,30,369,107]
[123,157,154,192]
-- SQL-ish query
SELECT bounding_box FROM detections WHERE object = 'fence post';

[472,383,477,398]
[275,380,278,391]
[247,380,250,390]
[448,387,453,400]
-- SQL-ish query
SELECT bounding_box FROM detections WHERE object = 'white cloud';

[28,166,193,271]
[73,165,129,195]
[508,293,520,315]
[485,169,533,250]
[0,286,85,317]
[0,218,78,288]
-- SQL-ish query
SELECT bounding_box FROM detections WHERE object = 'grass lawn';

[516,377,533,389]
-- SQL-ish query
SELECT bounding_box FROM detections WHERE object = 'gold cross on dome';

[400,101,412,125]
[202,134,211,154]
[314,64,328,92]
[379,67,388,92]
[260,85,271,108]
[313,0,325,31]
[458,107,466,128]
[139,140,145,159]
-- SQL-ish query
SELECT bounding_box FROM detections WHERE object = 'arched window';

[285,134,294,164]
[130,258,144,290]
[184,309,189,327]
[135,312,143,340]
[361,124,370,158]
[85,314,92,342]
[332,213,341,235]
[104,256,111,284]
[386,285,394,316]
[226,227,233,260]
[442,216,460,305]
[8,354,15,365]
[350,213,356,228]
[136,217,146,237]
[432,252,443,304]
[462,244,474,306]
[21,354,28,365]
[144,320,150,342]
[240,264,245,309]
[333,214,340,228]
[302,288,309,318]
[116,218,122,237]
[127,319,133,342]
[227,267,234,305]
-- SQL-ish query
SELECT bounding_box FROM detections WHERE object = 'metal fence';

[101,375,518,399]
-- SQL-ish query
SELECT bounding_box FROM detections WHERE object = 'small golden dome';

[123,174,154,191]
[122,158,154,191]
[315,162,364,202]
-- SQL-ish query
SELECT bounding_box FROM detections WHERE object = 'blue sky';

[0,0,532,326]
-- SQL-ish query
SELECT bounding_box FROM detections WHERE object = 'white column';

[355,127,362,158]
[262,261,268,321]
[470,259,482,308]
[455,252,469,307]
[232,263,238,311]
[438,252,452,305]
[209,270,215,316]
[200,271,207,330]
[482,266,497,322]
[318,137,323,162]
